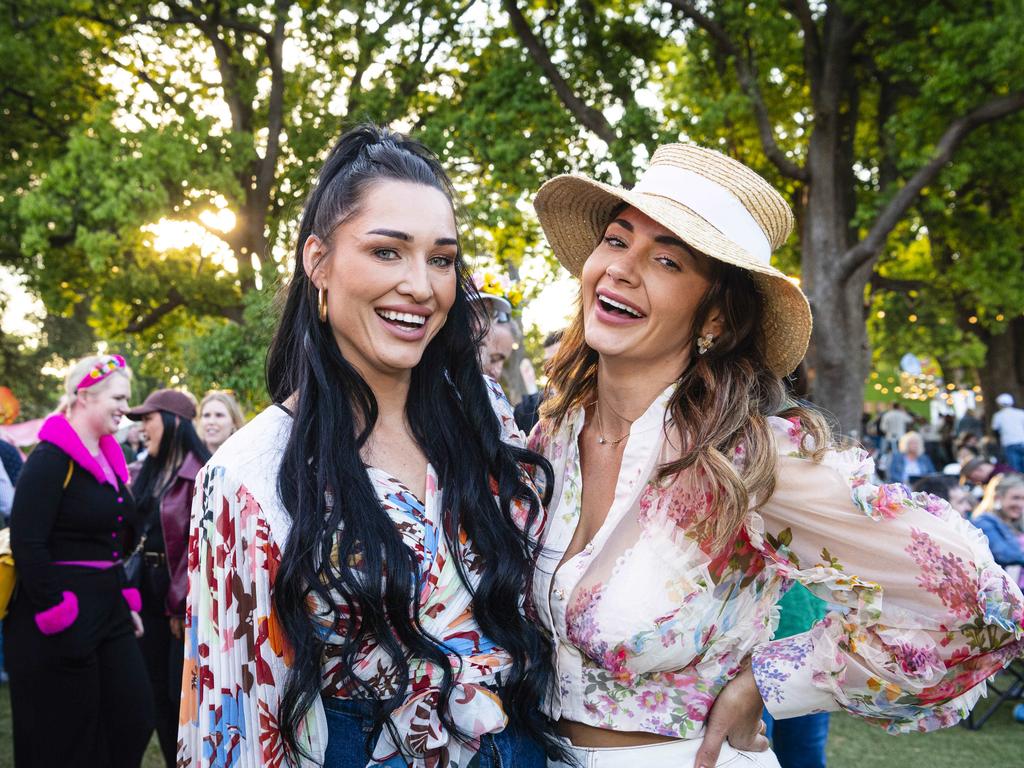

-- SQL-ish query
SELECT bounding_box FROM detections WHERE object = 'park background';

[1,0,1023,438]
[1,0,1024,764]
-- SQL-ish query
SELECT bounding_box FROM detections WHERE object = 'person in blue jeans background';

[763,583,831,768]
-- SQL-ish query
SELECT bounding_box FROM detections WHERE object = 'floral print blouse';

[528,385,1024,739]
[177,380,542,767]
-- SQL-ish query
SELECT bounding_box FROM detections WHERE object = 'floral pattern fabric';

[528,385,1024,740]
[177,379,542,767]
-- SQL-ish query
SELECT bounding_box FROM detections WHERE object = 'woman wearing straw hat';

[527,144,1024,767]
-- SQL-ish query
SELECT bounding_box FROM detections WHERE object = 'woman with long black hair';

[176,124,559,768]
[127,388,211,768]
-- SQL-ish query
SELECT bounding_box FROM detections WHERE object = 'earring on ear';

[696,332,715,356]
[317,286,328,323]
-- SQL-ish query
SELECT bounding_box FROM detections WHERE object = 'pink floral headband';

[76,355,127,391]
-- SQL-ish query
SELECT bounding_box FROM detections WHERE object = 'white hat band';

[631,166,771,264]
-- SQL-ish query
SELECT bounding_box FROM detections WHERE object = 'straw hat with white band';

[532,143,811,377]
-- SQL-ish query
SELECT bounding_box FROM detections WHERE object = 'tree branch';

[868,274,926,294]
[124,288,185,333]
[177,0,251,133]
[256,0,288,202]
[782,0,821,91]
[502,0,618,148]
[667,0,808,181]
[841,90,1024,279]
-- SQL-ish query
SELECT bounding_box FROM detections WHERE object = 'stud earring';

[318,286,328,323]
[696,332,714,355]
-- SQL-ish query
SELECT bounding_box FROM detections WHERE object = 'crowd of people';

[2,124,1023,768]
[856,399,1024,592]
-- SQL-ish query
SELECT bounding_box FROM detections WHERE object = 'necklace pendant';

[597,436,606,445]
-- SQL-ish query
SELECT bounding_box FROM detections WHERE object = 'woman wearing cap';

[128,388,211,768]
[527,144,1024,767]
[177,124,559,767]
[198,389,246,452]
[4,354,154,767]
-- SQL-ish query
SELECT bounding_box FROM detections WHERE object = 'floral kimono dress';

[177,380,543,767]
[528,385,1024,742]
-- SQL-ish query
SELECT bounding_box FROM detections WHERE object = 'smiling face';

[200,399,235,450]
[998,486,1024,523]
[78,373,130,437]
[581,206,718,373]
[140,411,165,457]
[304,180,458,382]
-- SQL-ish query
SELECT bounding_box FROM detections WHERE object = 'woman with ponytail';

[127,388,211,768]
[177,124,559,768]
[527,145,1024,768]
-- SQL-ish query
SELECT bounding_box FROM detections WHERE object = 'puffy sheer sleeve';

[749,417,1024,733]
[177,464,325,766]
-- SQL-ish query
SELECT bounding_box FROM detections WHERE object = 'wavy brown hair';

[541,257,830,550]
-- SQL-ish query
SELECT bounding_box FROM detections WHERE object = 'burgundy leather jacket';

[130,452,203,616]
[161,452,203,617]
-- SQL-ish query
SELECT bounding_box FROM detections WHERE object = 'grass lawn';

[1,674,1022,767]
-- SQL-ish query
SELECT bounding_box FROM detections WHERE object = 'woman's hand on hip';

[169,615,184,639]
[693,661,769,768]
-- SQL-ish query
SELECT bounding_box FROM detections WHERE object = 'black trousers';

[3,566,154,768]
[139,564,185,768]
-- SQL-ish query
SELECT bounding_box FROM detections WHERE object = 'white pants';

[549,737,782,768]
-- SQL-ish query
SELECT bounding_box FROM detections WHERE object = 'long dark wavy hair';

[133,411,211,506]
[265,123,559,759]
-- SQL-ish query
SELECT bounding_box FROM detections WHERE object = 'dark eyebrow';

[611,218,695,255]
[366,228,410,241]
[654,234,693,253]
[366,229,458,248]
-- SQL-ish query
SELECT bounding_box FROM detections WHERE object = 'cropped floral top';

[527,385,1024,739]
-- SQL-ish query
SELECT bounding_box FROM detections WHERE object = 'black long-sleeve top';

[10,442,141,613]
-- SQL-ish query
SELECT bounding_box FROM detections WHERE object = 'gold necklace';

[595,399,630,446]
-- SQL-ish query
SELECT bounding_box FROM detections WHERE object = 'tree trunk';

[801,108,869,436]
[976,317,1024,425]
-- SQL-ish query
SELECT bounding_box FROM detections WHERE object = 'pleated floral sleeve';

[177,461,325,767]
[750,417,1024,732]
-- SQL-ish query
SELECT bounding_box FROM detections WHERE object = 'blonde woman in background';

[972,473,1024,586]
[4,354,154,767]
[198,389,245,453]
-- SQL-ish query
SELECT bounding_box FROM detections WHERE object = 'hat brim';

[476,294,513,313]
[533,174,811,377]
[125,405,158,421]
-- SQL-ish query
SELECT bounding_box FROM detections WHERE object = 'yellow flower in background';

[472,269,524,308]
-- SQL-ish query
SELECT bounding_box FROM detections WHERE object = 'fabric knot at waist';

[369,680,507,768]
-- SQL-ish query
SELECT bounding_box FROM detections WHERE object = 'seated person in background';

[972,473,1024,586]
[888,431,935,485]
[961,456,1015,500]
[912,475,973,518]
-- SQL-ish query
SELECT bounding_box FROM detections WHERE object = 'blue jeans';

[323,695,546,768]
[763,711,829,768]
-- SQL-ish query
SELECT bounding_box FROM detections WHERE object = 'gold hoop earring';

[317,286,328,323]
[696,332,715,355]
